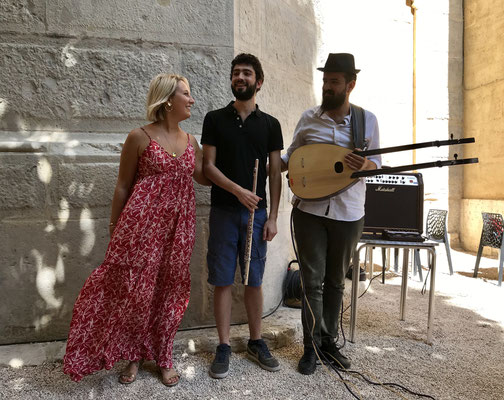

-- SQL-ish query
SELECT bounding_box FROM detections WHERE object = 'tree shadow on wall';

[0,145,120,345]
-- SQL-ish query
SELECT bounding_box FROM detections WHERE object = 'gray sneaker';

[209,344,231,379]
[247,339,280,372]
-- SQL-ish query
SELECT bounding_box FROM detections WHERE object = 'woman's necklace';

[162,131,180,157]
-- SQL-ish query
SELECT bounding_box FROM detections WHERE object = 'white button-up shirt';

[281,105,381,221]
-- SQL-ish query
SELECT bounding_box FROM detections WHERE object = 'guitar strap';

[350,103,366,149]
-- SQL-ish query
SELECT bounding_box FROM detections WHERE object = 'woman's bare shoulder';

[124,127,150,155]
[186,133,200,147]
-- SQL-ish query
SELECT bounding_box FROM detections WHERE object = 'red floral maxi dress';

[63,133,195,382]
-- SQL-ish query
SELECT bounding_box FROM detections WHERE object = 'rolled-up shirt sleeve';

[281,111,309,166]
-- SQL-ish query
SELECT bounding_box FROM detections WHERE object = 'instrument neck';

[355,137,475,157]
[351,157,479,178]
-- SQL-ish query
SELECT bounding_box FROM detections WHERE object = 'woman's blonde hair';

[146,73,190,122]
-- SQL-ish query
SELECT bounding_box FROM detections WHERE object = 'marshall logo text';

[375,186,395,193]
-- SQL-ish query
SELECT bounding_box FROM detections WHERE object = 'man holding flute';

[202,53,283,379]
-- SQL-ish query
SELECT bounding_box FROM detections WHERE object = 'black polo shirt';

[201,101,283,209]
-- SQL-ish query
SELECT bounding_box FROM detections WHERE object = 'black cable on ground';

[344,368,437,400]
[342,271,384,315]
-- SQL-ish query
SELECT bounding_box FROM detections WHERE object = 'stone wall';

[0,0,322,345]
[417,1,464,239]
[0,0,234,344]
[461,0,504,255]
[232,0,319,322]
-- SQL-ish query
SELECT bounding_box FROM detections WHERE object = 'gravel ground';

[1,246,504,400]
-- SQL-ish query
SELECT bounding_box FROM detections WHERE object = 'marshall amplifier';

[363,173,424,237]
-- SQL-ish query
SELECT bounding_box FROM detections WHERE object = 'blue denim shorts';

[207,206,267,287]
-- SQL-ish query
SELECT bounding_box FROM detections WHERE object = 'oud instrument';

[287,137,478,200]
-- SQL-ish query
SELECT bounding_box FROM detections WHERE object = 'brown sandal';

[119,360,141,384]
[160,368,180,387]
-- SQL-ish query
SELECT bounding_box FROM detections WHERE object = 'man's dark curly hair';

[230,53,264,83]
[344,72,357,83]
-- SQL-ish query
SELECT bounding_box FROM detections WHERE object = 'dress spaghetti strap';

[140,127,152,141]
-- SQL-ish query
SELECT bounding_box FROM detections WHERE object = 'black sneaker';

[298,346,317,375]
[247,339,280,372]
[209,344,231,379]
[321,341,351,369]
[346,266,366,281]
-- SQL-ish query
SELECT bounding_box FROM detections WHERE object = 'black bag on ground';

[284,260,302,309]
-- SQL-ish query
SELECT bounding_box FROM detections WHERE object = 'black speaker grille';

[363,173,423,234]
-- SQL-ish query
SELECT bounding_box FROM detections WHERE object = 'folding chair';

[473,212,504,286]
[414,209,453,280]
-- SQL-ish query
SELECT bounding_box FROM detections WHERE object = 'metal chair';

[414,209,453,278]
[473,212,504,286]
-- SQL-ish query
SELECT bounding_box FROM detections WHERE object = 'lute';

[287,137,478,200]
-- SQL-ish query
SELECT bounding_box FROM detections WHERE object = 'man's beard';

[321,89,346,110]
[232,81,257,101]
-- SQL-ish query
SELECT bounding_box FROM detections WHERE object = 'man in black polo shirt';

[202,53,283,379]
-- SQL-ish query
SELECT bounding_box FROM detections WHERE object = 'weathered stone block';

[261,210,292,311]
[464,77,504,199]
[0,0,46,33]
[180,46,234,132]
[464,1,504,89]
[58,163,117,208]
[258,70,314,144]
[0,218,110,344]
[0,155,48,211]
[181,215,214,328]
[46,0,233,46]
[235,0,263,49]
[263,1,318,78]
[0,38,181,132]
[194,183,211,206]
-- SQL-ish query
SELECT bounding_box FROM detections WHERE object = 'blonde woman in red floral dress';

[63,74,209,386]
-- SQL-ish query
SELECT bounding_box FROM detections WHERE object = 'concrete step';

[0,307,302,368]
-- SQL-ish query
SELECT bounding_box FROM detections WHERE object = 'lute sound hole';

[334,161,344,173]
